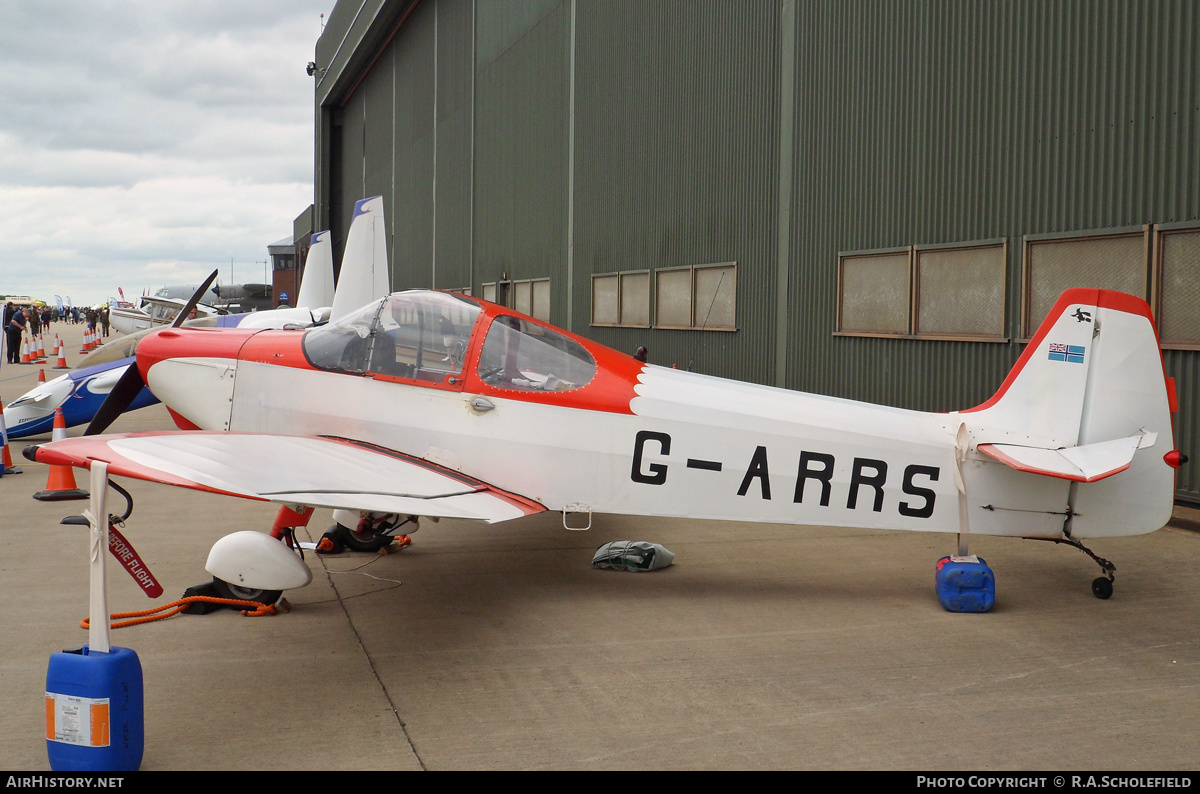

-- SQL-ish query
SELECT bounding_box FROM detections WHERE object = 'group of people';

[60,305,110,332]
[2,301,111,368]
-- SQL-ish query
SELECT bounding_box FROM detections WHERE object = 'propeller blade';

[83,271,218,436]
[83,362,146,436]
[173,269,219,327]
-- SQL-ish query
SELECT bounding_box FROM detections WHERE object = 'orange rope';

[81,596,278,629]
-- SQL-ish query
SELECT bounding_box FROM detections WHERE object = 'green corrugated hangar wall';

[311,0,1200,501]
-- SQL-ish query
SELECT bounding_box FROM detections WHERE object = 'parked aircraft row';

[5,196,387,439]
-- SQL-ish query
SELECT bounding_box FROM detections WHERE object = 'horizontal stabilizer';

[978,433,1155,483]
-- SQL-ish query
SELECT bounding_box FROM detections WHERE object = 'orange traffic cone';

[37,368,46,384]
[19,337,31,364]
[79,329,90,354]
[0,396,22,475]
[35,334,46,361]
[53,342,69,369]
[32,408,88,501]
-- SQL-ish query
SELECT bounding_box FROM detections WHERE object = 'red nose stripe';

[136,327,259,381]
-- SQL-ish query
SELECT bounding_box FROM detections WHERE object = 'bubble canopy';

[302,291,596,391]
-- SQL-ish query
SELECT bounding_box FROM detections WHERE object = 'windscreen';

[477,315,596,392]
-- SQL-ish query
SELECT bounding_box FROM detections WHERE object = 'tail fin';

[330,196,391,323]
[296,230,335,310]
[965,289,1177,536]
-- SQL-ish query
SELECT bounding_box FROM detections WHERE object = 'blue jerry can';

[935,555,996,613]
[46,645,143,771]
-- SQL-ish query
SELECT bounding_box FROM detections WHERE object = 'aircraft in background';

[27,284,1184,607]
[6,221,346,439]
[144,282,272,314]
[108,281,278,336]
[108,295,221,335]
[209,283,274,314]
[236,229,337,330]
[5,331,158,439]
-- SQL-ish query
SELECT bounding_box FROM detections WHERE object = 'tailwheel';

[1025,533,1116,599]
[1091,576,1114,600]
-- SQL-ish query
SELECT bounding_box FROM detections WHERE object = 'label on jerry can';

[46,693,110,747]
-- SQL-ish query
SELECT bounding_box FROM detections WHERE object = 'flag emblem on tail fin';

[1048,342,1085,363]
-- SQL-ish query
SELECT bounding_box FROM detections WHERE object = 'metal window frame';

[1153,221,1200,350]
[510,277,551,321]
[912,238,1009,342]
[653,262,738,332]
[590,270,651,328]
[653,265,696,330]
[589,273,621,327]
[618,270,652,328]
[835,246,912,338]
[1020,225,1150,339]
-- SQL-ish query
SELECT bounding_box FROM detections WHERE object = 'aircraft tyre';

[332,522,395,553]
[1091,577,1114,600]
[212,577,283,606]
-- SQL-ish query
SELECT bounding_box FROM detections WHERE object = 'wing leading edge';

[27,432,545,523]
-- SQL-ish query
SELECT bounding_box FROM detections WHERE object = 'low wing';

[27,431,545,523]
[977,432,1155,483]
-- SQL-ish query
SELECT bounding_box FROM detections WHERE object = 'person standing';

[7,306,27,364]
[2,301,14,365]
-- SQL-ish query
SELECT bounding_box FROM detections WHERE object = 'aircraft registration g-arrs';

[25,286,1185,606]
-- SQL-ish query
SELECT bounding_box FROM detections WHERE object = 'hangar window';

[837,248,911,336]
[1022,228,1148,337]
[512,278,551,322]
[1154,224,1200,349]
[480,279,551,322]
[591,271,650,327]
[914,241,1007,340]
[478,315,596,392]
[653,263,736,331]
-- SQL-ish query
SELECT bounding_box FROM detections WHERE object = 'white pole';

[87,462,111,653]
[953,421,971,557]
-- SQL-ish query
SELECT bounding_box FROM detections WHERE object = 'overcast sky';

[0,1,330,307]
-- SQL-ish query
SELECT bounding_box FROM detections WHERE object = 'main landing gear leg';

[318,513,418,554]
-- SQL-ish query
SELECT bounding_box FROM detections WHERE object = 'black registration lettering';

[899,465,939,518]
[737,446,772,499]
[793,451,835,506]
[847,458,887,512]
[631,431,671,485]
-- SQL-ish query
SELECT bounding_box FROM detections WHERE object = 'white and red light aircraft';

[24,286,1184,605]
